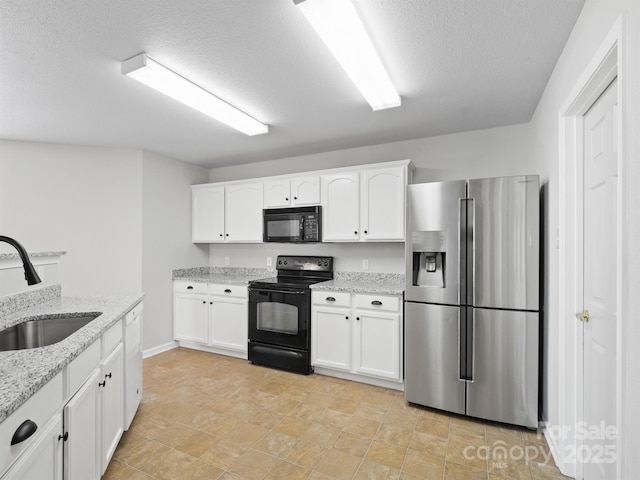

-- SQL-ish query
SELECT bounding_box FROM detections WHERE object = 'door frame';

[555,14,627,479]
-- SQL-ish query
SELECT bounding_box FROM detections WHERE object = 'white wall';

[142,151,209,350]
[0,140,143,295]
[0,140,209,353]
[528,0,640,477]
[207,123,533,272]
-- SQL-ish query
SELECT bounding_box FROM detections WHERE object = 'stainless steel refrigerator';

[404,175,539,428]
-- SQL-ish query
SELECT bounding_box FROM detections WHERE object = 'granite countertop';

[311,272,405,295]
[0,251,67,261]
[173,267,275,285]
[0,285,144,423]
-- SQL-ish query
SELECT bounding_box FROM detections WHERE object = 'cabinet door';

[225,183,264,242]
[100,343,123,475]
[321,172,360,241]
[311,307,352,371]
[291,176,320,206]
[64,369,100,480]
[360,167,405,241]
[209,297,248,354]
[192,186,225,243]
[174,293,208,344]
[354,310,401,380]
[263,180,291,208]
[2,414,63,480]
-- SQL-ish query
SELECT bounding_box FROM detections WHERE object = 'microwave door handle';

[300,216,305,240]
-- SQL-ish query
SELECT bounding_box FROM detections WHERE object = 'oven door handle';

[251,288,308,296]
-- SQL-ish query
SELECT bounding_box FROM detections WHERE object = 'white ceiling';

[0,0,584,169]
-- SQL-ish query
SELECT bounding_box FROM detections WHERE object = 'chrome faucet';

[0,236,42,285]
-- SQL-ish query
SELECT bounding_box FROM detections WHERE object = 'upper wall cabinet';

[192,185,225,243]
[322,166,407,242]
[192,160,412,243]
[264,176,320,208]
[192,183,263,243]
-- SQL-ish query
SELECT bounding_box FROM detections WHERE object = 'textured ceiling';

[0,0,584,168]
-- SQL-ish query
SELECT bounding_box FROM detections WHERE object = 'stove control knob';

[317,261,322,266]
[283,260,288,265]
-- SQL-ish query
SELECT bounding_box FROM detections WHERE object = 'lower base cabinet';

[2,414,63,480]
[174,281,248,358]
[99,342,124,475]
[311,291,403,386]
[64,370,100,480]
[1,306,140,480]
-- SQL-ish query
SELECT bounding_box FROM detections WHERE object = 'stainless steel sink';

[0,314,100,352]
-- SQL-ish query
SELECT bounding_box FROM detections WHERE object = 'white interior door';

[581,78,618,479]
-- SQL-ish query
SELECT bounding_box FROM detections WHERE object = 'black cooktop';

[249,255,334,290]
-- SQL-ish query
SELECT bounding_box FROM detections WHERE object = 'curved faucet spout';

[0,236,42,285]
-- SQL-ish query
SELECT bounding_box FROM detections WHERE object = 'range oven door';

[248,287,310,350]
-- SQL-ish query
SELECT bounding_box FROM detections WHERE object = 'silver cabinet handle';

[371,300,382,306]
[224,289,232,293]
[326,296,336,302]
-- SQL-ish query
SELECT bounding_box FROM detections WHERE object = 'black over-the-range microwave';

[263,206,321,243]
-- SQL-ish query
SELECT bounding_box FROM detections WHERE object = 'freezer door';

[466,308,539,428]
[405,180,466,305]
[404,302,465,414]
[468,175,539,311]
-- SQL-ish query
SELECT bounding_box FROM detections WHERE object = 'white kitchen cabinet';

[99,342,123,475]
[174,282,248,358]
[322,166,406,242]
[0,374,63,478]
[192,185,225,243]
[63,370,100,480]
[264,176,320,208]
[311,291,403,386]
[354,310,401,380]
[360,167,406,241]
[1,414,63,480]
[209,285,248,354]
[174,292,209,344]
[312,307,352,371]
[321,172,360,241]
[224,183,263,242]
[191,182,263,243]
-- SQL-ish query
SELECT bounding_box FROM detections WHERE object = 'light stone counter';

[172,266,275,285]
[311,272,405,296]
[0,285,144,423]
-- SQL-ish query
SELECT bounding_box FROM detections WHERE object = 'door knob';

[576,310,590,322]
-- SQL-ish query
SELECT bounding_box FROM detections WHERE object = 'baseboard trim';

[143,341,178,358]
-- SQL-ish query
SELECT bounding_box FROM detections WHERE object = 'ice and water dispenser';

[411,231,446,288]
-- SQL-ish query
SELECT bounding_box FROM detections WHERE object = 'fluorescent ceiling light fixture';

[294,0,400,111]
[121,53,268,136]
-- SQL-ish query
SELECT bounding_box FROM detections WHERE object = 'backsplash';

[0,284,62,324]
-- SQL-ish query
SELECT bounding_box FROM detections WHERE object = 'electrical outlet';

[224,256,230,266]
[267,256,272,267]
[362,259,369,270]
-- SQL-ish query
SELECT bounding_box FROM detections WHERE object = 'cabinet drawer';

[312,291,351,308]
[66,339,100,399]
[102,320,123,357]
[174,281,208,295]
[0,373,63,476]
[209,284,247,298]
[355,294,400,312]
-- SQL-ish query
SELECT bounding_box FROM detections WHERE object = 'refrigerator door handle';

[458,306,466,380]
[468,306,475,382]
[467,198,475,307]
[459,306,474,382]
[459,199,467,305]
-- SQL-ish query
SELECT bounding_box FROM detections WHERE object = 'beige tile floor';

[105,347,570,480]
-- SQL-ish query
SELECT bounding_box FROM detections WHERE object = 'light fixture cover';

[295,0,401,111]
[121,53,268,136]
